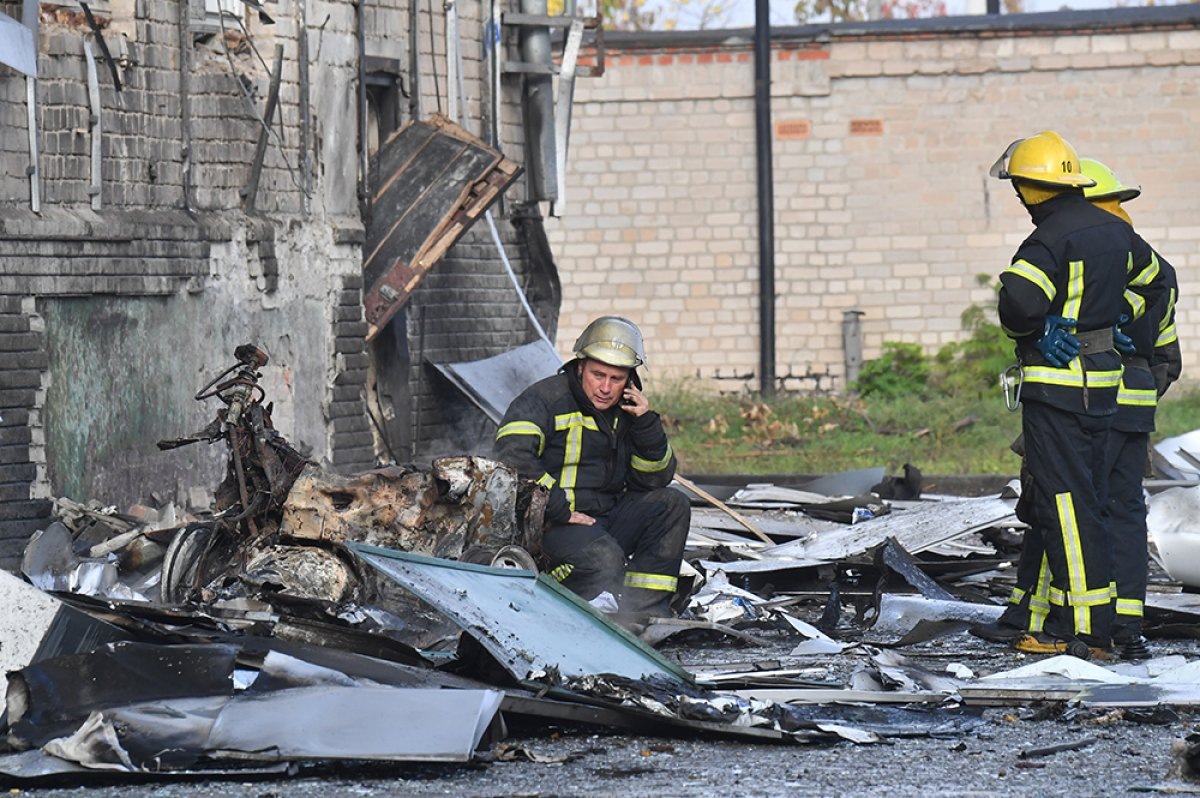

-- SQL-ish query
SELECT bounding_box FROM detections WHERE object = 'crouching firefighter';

[494,316,690,617]
[982,131,1167,658]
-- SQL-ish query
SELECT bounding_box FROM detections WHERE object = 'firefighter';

[973,156,1180,659]
[982,131,1166,657]
[1082,159,1179,658]
[493,316,689,617]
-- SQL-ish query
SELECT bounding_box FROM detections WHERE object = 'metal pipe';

[177,0,192,212]
[413,304,427,459]
[518,0,557,201]
[83,39,102,210]
[409,0,421,120]
[487,0,501,147]
[298,0,311,211]
[445,0,458,122]
[753,0,775,397]
[357,0,368,208]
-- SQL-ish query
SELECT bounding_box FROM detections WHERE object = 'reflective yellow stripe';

[1124,288,1146,321]
[1115,597,1144,617]
[554,412,600,433]
[1029,554,1051,632]
[1055,492,1091,635]
[1156,320,1178,347]
[496,421,546,456]
[554,412,599,511]
[1004,259,1056,302]
[1068,585,1113,606]
[631,443,673,473]
[1023,366,1122,389]
[1117,386,1157,407]
[549,563,574,582]
[1128,250,1161,290]
[1062,260,1083,322]
[1047,586,1066,606]
[1156,288,1178,346]
[537,473,556,489]
[1007,586,1027,604]
[624,571,678,592]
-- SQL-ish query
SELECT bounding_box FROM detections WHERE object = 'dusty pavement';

[13,631,1200,798]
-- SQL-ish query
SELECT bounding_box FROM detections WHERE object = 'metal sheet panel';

[351,544,691,684]
[0,14,36,77]
[762,496,1016,562]
[429,339,562,423]
[362,114,522,339]
[207,686,503,762]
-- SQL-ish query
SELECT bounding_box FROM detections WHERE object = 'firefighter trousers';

[1104,428,1150,642]
[541,487,690,614]
[1000,401,1114,646]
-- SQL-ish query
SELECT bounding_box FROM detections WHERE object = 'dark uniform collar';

[1025,190,1086,225]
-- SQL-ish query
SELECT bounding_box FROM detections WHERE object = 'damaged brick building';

[0,0,565,567]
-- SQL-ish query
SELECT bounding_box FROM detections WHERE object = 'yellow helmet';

[1080,158,1141,203]
[989,131,1096,189]
[573,316,646,368]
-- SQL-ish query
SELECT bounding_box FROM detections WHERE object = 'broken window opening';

[365,58,407,160]
[191,0,275,47]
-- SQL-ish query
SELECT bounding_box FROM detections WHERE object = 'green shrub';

[854,342,930,399]
[930,275,1015,398]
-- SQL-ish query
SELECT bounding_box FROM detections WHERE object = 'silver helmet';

[572,316,646,368]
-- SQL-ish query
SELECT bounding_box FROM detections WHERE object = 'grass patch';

[652,380,1200,477]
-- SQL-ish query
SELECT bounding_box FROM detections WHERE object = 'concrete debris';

[9,353,1200,784]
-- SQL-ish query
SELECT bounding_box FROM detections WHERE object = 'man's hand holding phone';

[620,385,649,417]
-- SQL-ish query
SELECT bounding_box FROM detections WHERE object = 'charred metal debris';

[5,347,1200,784]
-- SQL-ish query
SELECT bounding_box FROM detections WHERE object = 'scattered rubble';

[4,347,1200,789]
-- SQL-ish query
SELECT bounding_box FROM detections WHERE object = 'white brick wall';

[547,20,1200,394]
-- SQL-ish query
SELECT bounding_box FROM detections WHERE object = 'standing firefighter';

[986,131,1166,656]
[494,316,689,617]
[1082,158,1180,659]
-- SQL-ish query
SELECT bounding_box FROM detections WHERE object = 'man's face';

[578,359,630,411]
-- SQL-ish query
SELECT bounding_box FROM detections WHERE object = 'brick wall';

[0,296,50,564]
[0,0,550,568]
[546,8,1200,394]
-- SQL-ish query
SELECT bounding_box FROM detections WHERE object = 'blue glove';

[1114,314,1136,355]
[1037,315,1080,367]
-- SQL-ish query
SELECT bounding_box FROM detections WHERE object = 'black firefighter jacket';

[998,192,1168,417]
[493,362,677,526]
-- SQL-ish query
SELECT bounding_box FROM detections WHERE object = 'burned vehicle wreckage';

[5,346,1200,786]
[151,344,548,630]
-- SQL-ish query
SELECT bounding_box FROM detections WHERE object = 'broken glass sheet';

[351,544,691,684]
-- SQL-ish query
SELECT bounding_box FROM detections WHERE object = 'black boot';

[970,619,1025,644]
[1118,635,1151,661]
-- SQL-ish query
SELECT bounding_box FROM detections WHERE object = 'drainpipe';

[519,0,557,201]
[753,0,775,398]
